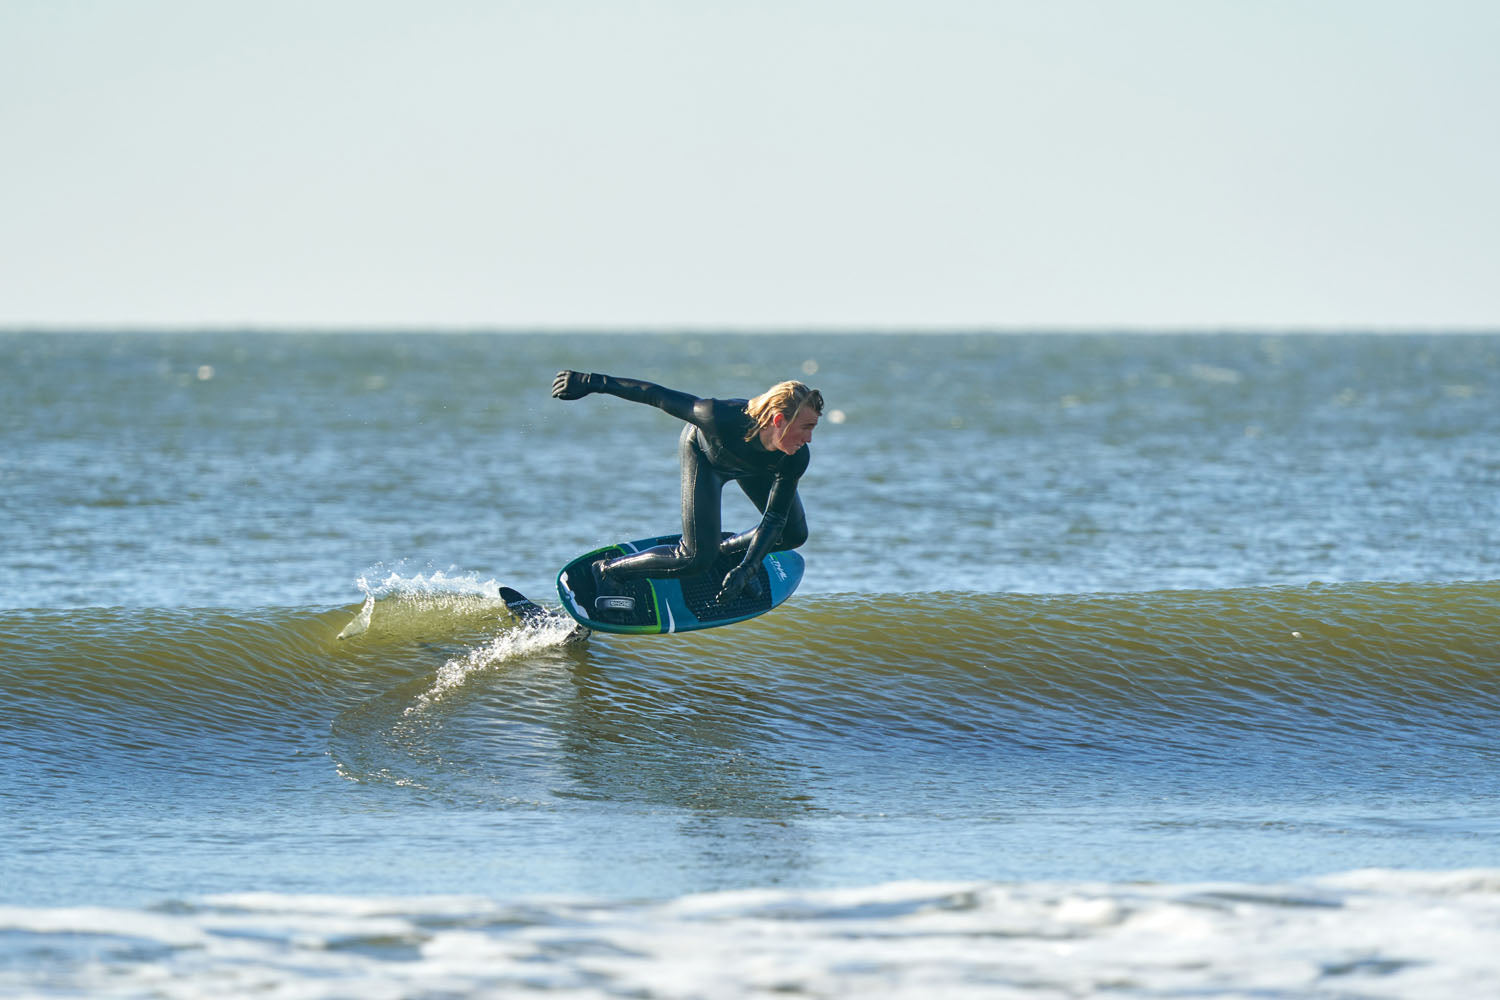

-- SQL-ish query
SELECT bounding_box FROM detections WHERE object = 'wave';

[4,580,1497,718]
[4,581,1497,790]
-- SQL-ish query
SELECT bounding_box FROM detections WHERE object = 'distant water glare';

[4,331,1498,608]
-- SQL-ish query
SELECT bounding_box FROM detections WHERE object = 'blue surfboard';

[557,534,804,635]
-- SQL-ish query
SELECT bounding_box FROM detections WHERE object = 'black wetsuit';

[579,375,810,583]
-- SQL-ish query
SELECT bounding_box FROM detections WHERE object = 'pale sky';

[3,0,1497,330]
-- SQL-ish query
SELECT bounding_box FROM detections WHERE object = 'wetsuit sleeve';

[589,374,711,426]
[730,447,810,568]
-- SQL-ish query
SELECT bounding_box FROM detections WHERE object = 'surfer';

[551,371,821,602]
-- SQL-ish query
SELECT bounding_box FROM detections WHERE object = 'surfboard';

[556,534,805,635]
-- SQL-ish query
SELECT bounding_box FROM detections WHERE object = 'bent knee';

[777,523,808,551]
[678,543,720,576]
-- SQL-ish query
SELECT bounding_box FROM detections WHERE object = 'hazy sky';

[3,0,1497,330]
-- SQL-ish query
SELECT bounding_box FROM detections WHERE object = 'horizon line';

[5,323,1500,336]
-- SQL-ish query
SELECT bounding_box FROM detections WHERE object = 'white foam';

[4,870,1499,998]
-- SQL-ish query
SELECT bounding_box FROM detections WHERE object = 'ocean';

[3,330,1499,997]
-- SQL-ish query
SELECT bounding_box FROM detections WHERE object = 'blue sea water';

[3,331,1499,996]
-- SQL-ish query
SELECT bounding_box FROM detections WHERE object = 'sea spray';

[409,613,582,713]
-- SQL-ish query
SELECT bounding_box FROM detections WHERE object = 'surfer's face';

[771,407,819,454]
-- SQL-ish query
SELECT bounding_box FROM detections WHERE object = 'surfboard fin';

[499,586,591,645]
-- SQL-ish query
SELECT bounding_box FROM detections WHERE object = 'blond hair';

[744,381,824,441]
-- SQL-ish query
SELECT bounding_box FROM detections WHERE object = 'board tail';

[498,587,591,645]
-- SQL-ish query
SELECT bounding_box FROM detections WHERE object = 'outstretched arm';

[552,371,701,424]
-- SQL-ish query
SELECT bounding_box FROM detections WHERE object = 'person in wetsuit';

[551,371,822,603]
